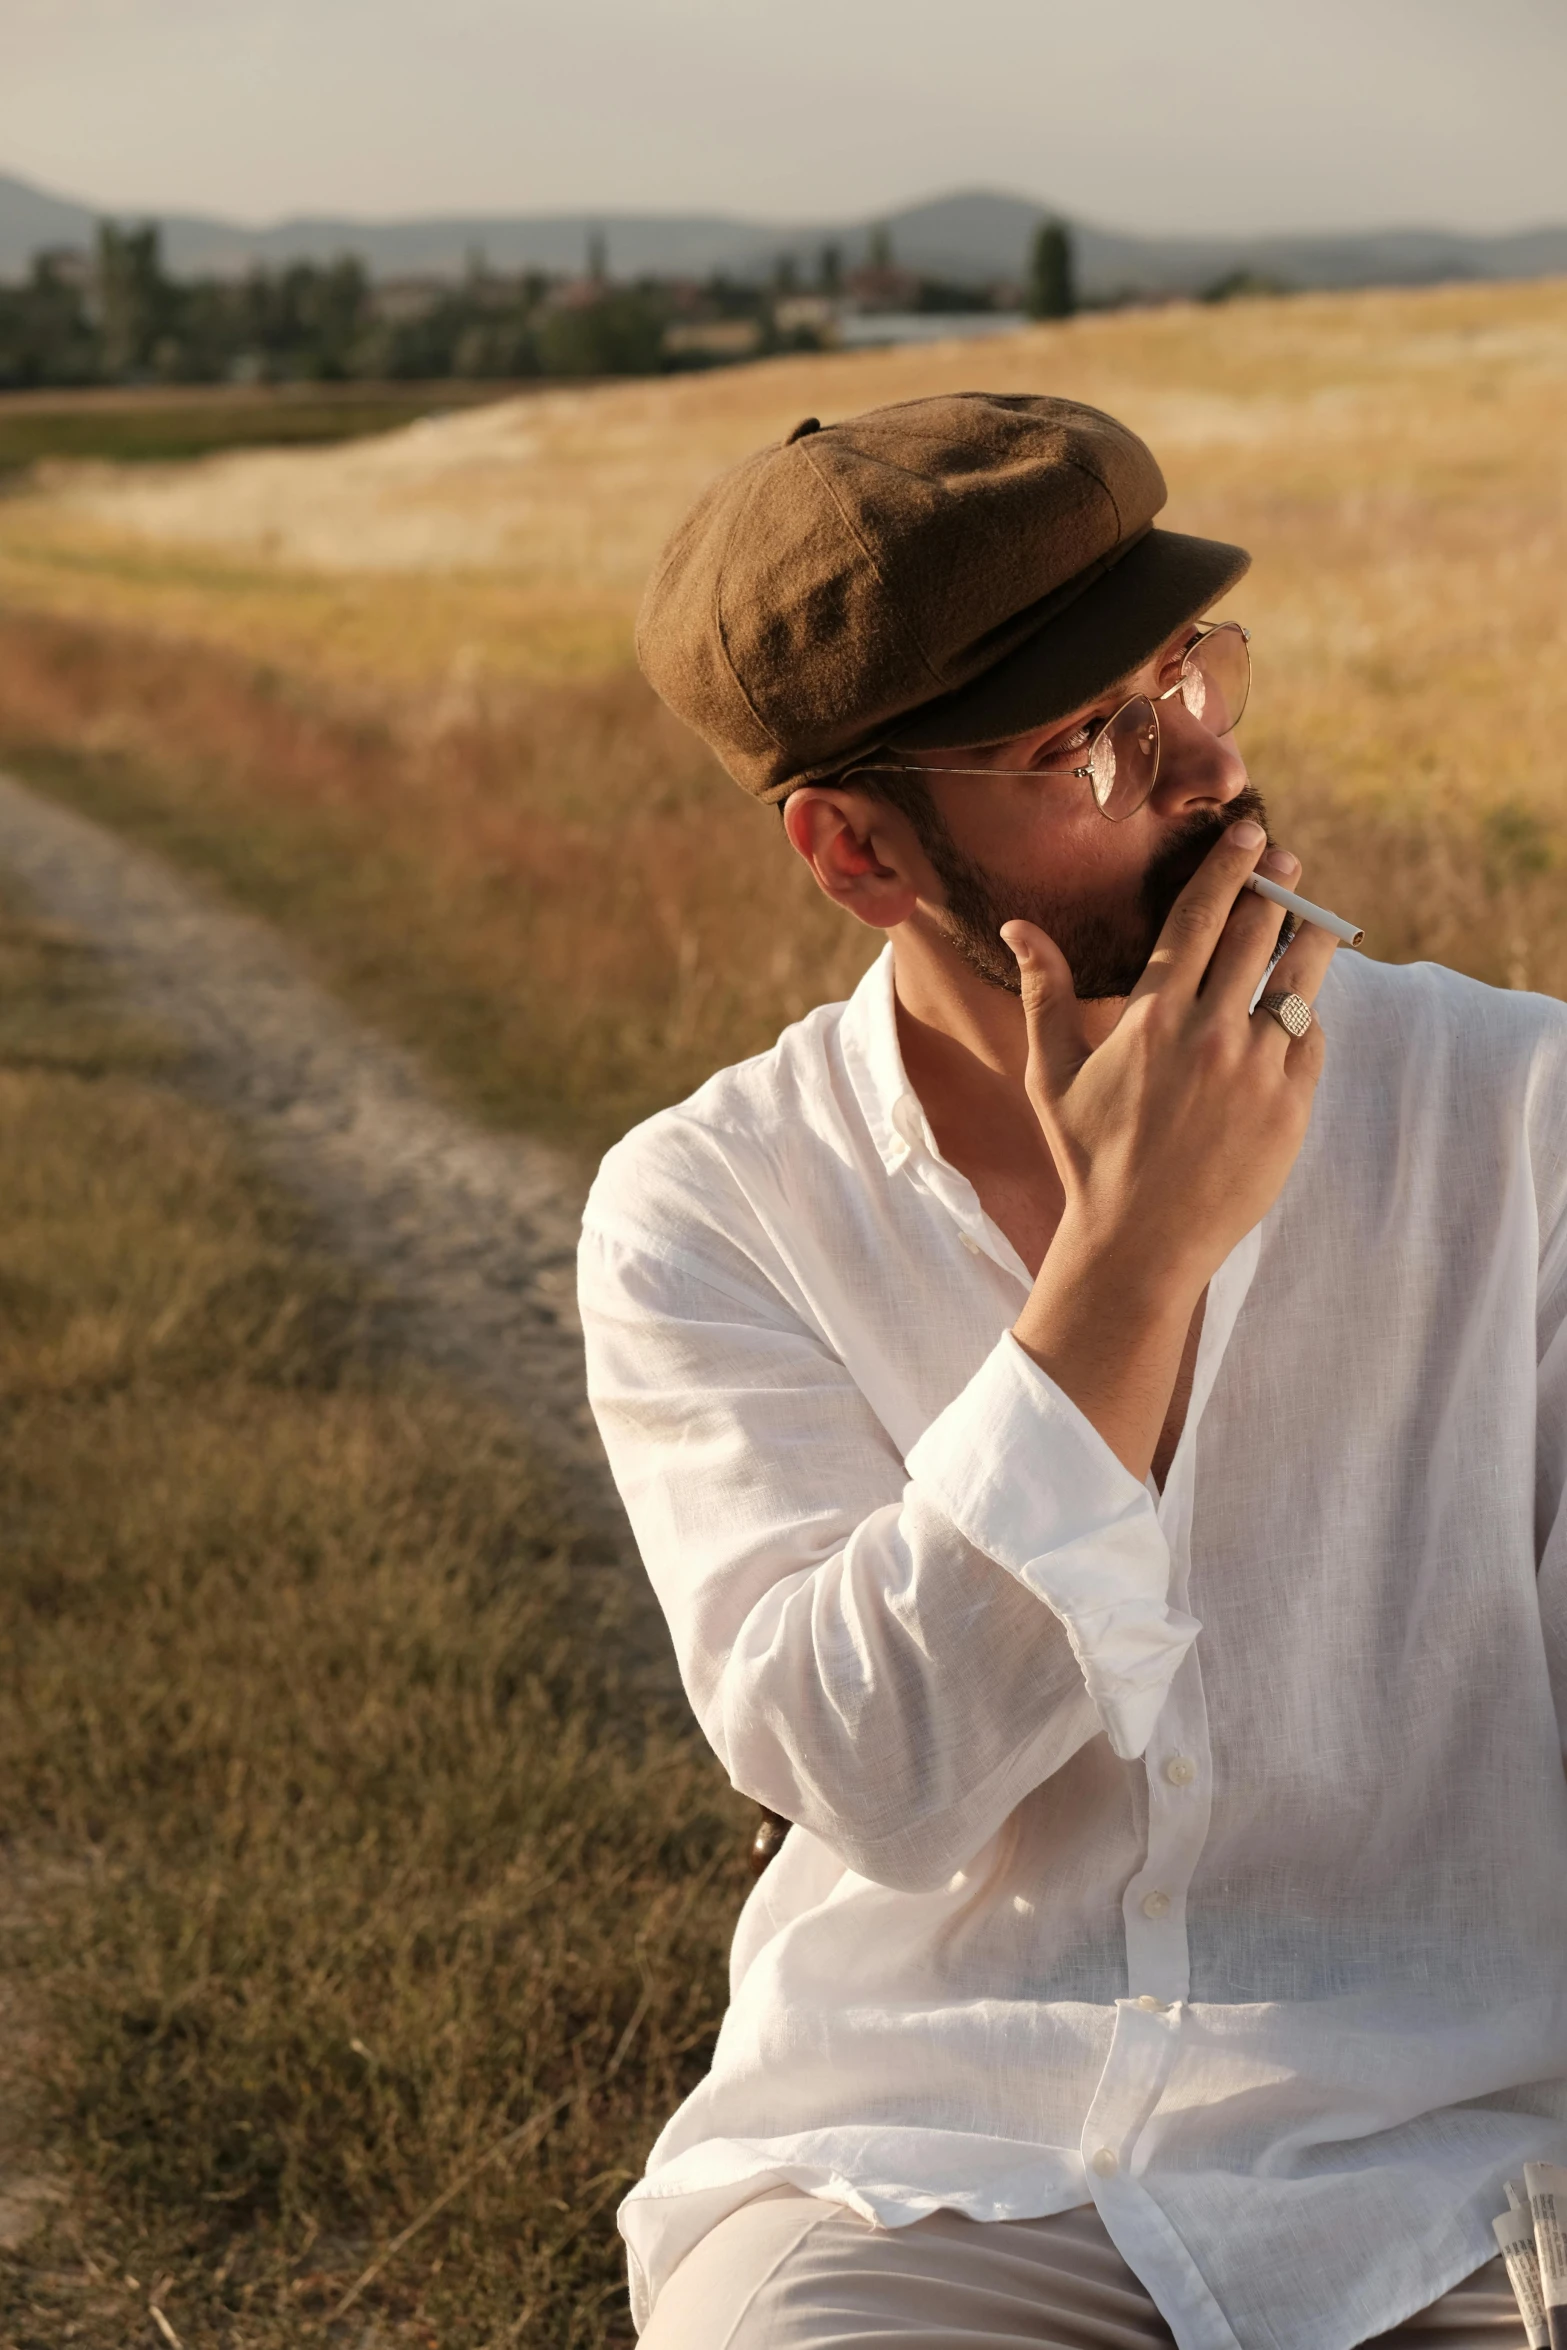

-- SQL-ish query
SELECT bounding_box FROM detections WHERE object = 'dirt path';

[0,768,633,1558]
[0,771,702,2257]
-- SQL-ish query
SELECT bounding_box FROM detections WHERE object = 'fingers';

[1133,819,1271,1003]
[1250,908,1335,1071]
[1254,993,1328,1082]
[1001,920,1090,1102]
[1264,910,1338,1009]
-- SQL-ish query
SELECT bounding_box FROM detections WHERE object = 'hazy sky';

[6,0,1565,236]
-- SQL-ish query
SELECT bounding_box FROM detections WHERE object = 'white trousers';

[640,2191,1520,2349]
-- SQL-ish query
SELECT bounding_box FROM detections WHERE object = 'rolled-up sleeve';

[906,1332,1199,1761]
[580,1197,1194,1892]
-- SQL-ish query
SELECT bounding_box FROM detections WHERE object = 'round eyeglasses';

[850,621,1251,822]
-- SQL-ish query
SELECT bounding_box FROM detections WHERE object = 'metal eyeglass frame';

[845,620,1251,822]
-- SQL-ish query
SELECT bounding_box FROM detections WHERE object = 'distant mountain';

[0,171,99,268]
[3,170,1564,299]
[759,191,1567,297]
[0,173,787,282]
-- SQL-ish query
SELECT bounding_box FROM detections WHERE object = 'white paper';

[1496,2206,1551,2348]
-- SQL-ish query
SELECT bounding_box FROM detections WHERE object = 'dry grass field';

[2,278,1565,1150]
[0,890,747,2347]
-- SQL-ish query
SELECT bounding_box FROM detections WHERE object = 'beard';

[928,785,1273,1000]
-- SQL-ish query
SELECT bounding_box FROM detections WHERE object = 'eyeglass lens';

[1091,701,1160,820]
[1091,623,1251,819]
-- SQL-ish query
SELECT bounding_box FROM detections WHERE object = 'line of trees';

[0,225,679,390]
[0,218,1085,394]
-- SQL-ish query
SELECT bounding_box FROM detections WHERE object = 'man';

[577,394,1567,2347]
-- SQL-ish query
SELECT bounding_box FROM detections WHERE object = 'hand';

[1003,821,1337,1477]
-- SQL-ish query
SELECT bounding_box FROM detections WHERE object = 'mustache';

[1138,787,1273,930]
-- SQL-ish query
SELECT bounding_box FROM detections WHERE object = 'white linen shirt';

[577,944,1567,2350]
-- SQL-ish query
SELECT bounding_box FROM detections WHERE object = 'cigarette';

[1494,2206,1550,2348]
[1243,871,1364,947]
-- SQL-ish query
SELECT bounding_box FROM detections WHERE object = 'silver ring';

[1257,989,1313,1040]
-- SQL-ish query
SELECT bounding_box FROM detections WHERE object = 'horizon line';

[3,165,1564,249]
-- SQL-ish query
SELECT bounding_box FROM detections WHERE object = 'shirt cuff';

[904,1332,1196,1759]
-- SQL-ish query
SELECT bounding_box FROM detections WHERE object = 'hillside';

[3,169,1565,297]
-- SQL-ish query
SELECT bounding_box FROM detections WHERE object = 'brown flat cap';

[636,391,1250,802]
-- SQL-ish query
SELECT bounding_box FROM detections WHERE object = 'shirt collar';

[838,944,931,1177]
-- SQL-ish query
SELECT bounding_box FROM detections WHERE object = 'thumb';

[1001,919,1089,1101]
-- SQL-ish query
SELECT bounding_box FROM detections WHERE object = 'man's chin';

[1071,970,1147,1004]
[1065,939,1157,1002]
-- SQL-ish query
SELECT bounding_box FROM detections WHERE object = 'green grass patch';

[0,895,747,2347]
[0,385,513,472]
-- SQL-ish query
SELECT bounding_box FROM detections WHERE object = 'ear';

[782,786,921,931]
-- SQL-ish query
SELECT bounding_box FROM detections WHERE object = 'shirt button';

[1140,1889,1172,1920]
[959,1231,982,1255]
[1163,1754,1197,1787]
[1090,2147,1119,2178]
[1136,1993,1167,2012]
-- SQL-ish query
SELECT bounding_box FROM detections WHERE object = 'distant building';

[773,294,839,337]
[663,318,763,359]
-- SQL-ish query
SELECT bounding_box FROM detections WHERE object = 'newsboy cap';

[635,391,1250,802]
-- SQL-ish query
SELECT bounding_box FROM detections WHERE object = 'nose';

[1148,692,1249,816]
